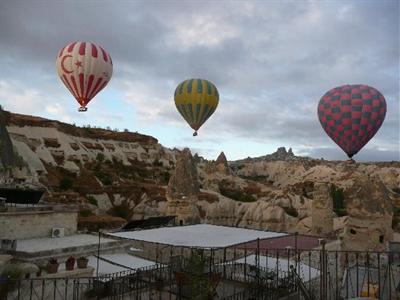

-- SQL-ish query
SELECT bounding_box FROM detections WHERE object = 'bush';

[96,153,105,163]
[219,187,256,202]
[153,159,163,167]
[59,178,73,190]
[79,210,93,218]
[94,170,112,185]
[162,171,171,184]
[87,195,98,207]
[108,205,130,220]
[330,184,347,217]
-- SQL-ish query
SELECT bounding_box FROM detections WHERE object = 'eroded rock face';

[1,110,399,241]
[0,109,15,169]
[166,148,199,200]
[311,183,334,236]
[341,174,393,251]
[215,152,230,175]
[165,148,200,224]
[0,110,35,185]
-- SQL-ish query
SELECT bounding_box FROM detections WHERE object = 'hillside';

[1,110,399,251]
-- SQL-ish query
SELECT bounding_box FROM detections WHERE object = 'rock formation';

[165,148,200,224]
[0,109,15,169]
[0,110,399,242]
[340,174,393,251]
[311,183,334,236]
[215,152,230,175]
[0,109,35,186]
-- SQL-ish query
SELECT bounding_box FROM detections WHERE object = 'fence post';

[320,239,327,300]
[223,247,227,278]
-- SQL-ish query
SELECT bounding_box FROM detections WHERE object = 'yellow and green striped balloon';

[174,78,219,136]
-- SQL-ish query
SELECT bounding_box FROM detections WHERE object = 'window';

[379,235,384,244]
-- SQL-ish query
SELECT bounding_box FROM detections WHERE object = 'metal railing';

[1,248,399,299]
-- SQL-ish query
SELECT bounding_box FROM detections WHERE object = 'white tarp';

[109,224,287,248]
[235,254,320,283]
[88,253,157,276]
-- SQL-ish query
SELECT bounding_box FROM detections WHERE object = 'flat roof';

[238,234,324,254]
[235,254,320,283]
[87,254,157,276]
[108,224,287,248]
[17,234,117,253]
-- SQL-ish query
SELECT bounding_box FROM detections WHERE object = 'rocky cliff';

[2,111,399,250]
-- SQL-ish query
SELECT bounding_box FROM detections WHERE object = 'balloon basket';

[78,107,88,112]
[193,131,198,137]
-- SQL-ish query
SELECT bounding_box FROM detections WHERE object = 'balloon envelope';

[174,79,219,136]
[318,84,386,158]
[56,41,113,111]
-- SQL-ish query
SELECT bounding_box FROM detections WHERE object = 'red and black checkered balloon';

[318,84,386,158]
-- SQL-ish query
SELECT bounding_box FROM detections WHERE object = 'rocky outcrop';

[311,183,334,236]
[215,152,230,175]
[166,148,199,199]
[0,110,398,243]
[0,109,15,169]
[165,148,200,224]
[265,147,296,161]
[340,174,393,251]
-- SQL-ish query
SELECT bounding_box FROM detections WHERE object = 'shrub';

[162,171,171,184]
[94,170,112,185]
[79,210,93,218]
[108,205,130,220]
[330,184,347,217]
[96,153,105,163]
[219,187,256,202]
[59,178,73,190]
[87,195,98,207]
[153,159,163,167]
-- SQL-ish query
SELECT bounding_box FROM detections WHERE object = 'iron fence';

[1,247,399,300]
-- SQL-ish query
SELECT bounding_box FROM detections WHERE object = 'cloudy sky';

[0,0,398,161]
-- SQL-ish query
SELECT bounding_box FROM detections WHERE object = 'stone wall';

[0,208,78,239]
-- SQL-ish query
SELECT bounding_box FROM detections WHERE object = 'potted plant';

[46,258,59,274]
[77,256,89,269]
[65,256,75,271]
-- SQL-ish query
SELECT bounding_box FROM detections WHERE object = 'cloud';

[0,0,398,161]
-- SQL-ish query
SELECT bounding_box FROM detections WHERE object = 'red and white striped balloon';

[56,41,113,111]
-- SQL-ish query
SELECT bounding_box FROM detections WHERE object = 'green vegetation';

[59,177,73,190]
[87,195,98,207]
[179,251,218,299]
[96,153,105,163]
[153,159,163,167]
[0,265,23,297]
[219,187,256,202]
[239,175,269,182]
[330,184,347,217]
[108,205,130,220]
[161,171,171,184]
[79,210,93,218]
[94,170,112,185]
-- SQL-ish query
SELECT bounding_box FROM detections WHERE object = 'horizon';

[0,0,399,162]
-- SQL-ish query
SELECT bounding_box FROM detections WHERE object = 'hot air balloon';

[318,84,386,158]
[56,41,113,112]
[174,79,219,136]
